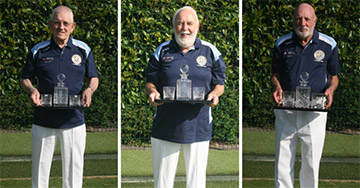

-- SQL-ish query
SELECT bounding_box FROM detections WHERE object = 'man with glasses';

[21,6,99,187]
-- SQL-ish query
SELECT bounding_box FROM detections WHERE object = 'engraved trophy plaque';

[295,72,311,108]
[53,73,69,107]
[176,64,192,100]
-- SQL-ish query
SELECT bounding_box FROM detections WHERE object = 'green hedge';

[0,0,117,129]
[243,0,360,130]
[121,0,239,145]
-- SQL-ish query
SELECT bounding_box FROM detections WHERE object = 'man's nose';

[181,23,189,31]
[300,18,306,26]
[59,23,65,29]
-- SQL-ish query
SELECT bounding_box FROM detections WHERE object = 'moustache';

[180,31,191,35]
[298,27,310,31]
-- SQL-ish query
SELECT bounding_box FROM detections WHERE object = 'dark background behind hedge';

[243,0,359,131]
[0,0,117,130]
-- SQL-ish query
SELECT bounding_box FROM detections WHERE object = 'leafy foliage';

[0,0,117,129]
[243,0,360,130]
[121,0,239,145]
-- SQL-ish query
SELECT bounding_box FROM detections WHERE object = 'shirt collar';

[311,29,319,44]
[50,36,73,49]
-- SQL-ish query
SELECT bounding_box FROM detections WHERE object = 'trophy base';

[274,105,330,112]
[155,99,213,104]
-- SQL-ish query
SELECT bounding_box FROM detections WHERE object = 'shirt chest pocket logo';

[196,56,207,67]
[314,50,325,62]
[72,54,82,66]
[42,57,54,63]
[163,56,174,63]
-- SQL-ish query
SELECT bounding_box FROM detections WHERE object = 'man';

[271,3,340,188]
[145,6,226,188]
[21,6,99,188]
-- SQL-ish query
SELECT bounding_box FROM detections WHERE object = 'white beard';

[175,30,197,48]
[295,26,313,39]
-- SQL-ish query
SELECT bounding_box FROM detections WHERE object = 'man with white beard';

[271,3,340,188]
[145,6,226,188]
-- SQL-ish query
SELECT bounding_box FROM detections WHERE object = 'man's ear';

[70,22,76,33]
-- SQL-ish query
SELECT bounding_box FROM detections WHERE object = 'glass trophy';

[295,72,311,108]
[53,73,69,107]
[176,64,192,100]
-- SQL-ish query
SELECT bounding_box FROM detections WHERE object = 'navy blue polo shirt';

[22,36,98,129]
[272,29,340,93]
[145,37,226,144]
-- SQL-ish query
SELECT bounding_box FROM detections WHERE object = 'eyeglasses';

[52,21,73,27]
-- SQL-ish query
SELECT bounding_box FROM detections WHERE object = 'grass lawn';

[121,150,239,177]
[243,131,360,157]
[243,179,360,188]
[0,159,117,178]
[0,177,117,187]
[243,161,360,180]
[0,132,117,156]
[122,181,239,188]
[0,132,117,187]
[243,131,360,187]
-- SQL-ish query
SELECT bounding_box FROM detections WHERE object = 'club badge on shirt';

[196,56,207,67]
[72,54,82,66]
[314,50,325,62]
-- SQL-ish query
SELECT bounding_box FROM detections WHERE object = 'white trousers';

[32,124,86,188]
[274,110,327,188]
[151,137,210,188]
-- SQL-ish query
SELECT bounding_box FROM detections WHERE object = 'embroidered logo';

[42,57,54,63]
[284,51,295,57]
[196,56,207,67]
[163,56,174,63]
[314,50,325,62]
[71,54,82,66]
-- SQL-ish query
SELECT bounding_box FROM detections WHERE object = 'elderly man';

[271,3,340,188]
[145,6,226,188]
[21,6,99,188]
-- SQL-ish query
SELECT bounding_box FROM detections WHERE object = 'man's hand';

[82,88,92,107]
[324,75,339,109]
[324,88,335,109]
[271,73,283,105]
[21,79,41,106]
[148,91,163,106]
[272,88,283,105]
[31,88,41,106]
[206,91,219,107]
[205,85,224,107]
[145,82,163,106]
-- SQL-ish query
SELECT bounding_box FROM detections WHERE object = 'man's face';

[293,5,316,39]
[49,11,75,43]
[174,9,199,48]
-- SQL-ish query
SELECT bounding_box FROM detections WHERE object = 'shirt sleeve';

[86,51,98,78]
[22,51,37,79]
[272,45,283,73]
[211,54,226,85]
[327,45,340,75]
[145,53,161,85]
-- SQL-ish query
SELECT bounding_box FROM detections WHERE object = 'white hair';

[51,6,74,22]
[172,6,199,28]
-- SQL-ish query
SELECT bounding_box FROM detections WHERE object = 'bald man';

[145,6,226,188]
[21,6,98,188]
[271,3,340,188]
